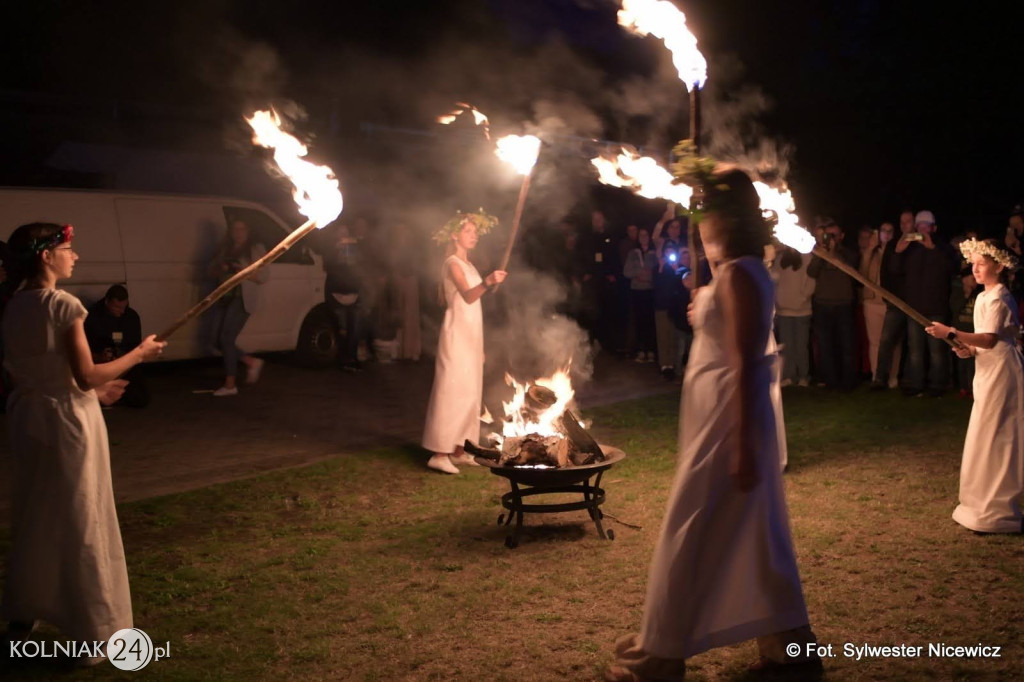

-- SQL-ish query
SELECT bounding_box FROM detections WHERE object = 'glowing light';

[245,110,343,226]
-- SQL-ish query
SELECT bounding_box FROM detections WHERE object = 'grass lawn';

[2,387,1021,680]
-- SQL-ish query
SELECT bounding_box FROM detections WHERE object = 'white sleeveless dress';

[639,257,810,659]
[953,283,1024,533]
[1,288,133,642]
[422,256,484,453]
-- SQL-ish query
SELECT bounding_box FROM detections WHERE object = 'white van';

[0,188,339,365]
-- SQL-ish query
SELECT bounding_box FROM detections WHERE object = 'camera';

[906,232,924,241]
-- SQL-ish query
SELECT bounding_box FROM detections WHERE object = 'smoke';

[702,54,793,182]
[481,269,595,415]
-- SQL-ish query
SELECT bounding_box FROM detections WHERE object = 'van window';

[223,207,313,265]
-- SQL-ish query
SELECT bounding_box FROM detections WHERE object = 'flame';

[245,110,343,227]
[618,0,707,90]
[437,102,491,139]
[753,182,817,254]
[591,150,693,205]
[492,368,575,447]
[495,134,541,176]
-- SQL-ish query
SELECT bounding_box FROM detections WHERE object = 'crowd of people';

[533,204,1024,399]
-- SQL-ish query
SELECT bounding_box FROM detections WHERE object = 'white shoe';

[427,454,459,474]
[449,452,481,467]
[213,386,239,397]
[780,379,793,387]
[245,358,264,384]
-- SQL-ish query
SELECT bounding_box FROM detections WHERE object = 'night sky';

[3,0,1023,237]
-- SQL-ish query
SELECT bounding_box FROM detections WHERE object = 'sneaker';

[213,386,239,397]
[427,453,459,474]
[779,379,793,387]
[245,357,264,384]
[646,352,656,363]
[635,352,646,363]
[797,379,809,387]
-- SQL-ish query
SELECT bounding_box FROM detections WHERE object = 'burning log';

[480,368,607,468]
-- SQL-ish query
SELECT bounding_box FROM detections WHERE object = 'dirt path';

[0,353,676,511]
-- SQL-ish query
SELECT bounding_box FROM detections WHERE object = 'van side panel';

[0,190,126,304]
[115,198,224,361]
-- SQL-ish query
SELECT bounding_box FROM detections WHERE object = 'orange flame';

[492,368,575,447]
[495,134,541,175]
[618,0,707,90]
[591,150,693,205]
[245,110,343,227]
[437,102,491,139]
[753,182,816,254]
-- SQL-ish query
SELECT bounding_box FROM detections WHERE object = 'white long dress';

[422,256,484,453]
[640,257,810,659]
[953,283,1024,533]
[1,289,133,641]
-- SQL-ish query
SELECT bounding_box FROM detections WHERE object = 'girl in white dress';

[926,238,1024,534]
[1,222,165,664]
[422,212,506,474]
[606,170,818,681]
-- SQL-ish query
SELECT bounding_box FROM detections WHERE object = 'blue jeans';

[906,314,949,392]
[776,314,811,383]
[813,303,856,389]
[210,296,250,378]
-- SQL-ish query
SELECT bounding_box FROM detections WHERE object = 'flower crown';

[959,238,1018,270]
[432,210,499,245]
[23,224,74,259]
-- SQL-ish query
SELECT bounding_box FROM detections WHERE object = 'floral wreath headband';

[432,210,499,245]
[20,224,74,260]
[959,238,1019,271]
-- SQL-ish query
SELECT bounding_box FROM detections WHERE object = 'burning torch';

[156,109,343,341]
[495,134,542,272]
[617,0,708,285]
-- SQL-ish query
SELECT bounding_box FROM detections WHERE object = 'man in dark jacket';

[808,220,859,390]
[892,210,958,397]
[576,210,618,350]
[85,285,149,407]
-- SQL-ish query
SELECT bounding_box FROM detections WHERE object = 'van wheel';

[296,305,337,367]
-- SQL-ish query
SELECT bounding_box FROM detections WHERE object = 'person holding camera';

[807,219,859,390]
[653,224,689,379]
[84,285,148,407]
[872,210,916,389]
[892,210,958,397]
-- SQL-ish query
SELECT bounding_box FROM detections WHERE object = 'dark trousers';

[117,366,149,408]
[328,300,360,365]
[874,305,908,386]
[906,314,949,392]
[631,289,656,353]
[813,302,856,389]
